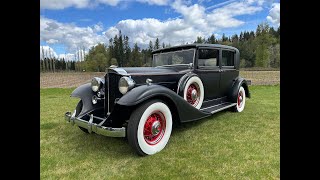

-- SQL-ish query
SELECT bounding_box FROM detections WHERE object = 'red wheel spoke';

[186,83,200,107]
[143,112,166,145]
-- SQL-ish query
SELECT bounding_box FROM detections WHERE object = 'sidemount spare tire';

[182,76,204,109]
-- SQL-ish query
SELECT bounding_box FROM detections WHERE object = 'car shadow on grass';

[60,108,233,157]
[171,109,231,135]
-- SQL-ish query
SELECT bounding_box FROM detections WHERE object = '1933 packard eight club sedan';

[65,44,251,156]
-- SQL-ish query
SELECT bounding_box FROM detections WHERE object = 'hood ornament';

[146,78,153,85]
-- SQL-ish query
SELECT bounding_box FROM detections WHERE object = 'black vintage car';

[65,44,250,156]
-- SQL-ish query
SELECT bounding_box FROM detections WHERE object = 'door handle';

[219,69,224,72]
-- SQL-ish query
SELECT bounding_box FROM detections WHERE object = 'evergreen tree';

[118,31,124,66]
[154,38,160,50]
[124,35,131,66]
[147,40,153,65]
[255,23,272,67]
[206,34,216,44]
[130,43,141,67]
[222,33,228,42]
[195,36,205,43]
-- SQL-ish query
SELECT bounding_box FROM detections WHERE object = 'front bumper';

[65,111,126,137]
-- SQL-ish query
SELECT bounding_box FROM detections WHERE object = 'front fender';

[71,83,102,117]
[229,77,250,103]
[176,72,198,96]
[116,84,211,123]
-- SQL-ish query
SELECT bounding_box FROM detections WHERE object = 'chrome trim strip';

[112,68,128,75]
[203,96,227,103]
[65,112,126,137]
[200,102,228,110]
[210,103,236,114]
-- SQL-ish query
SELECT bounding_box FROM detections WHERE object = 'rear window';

[221,50,235,67]
[198,49,219,68]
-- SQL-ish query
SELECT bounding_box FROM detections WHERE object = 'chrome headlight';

[119,77,135,94]
[91,77,103,92]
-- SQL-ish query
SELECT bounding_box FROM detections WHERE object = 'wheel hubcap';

[151,121,161,135]
[143,112,166,145]
[237,91,243,107]
[187,84,200,106]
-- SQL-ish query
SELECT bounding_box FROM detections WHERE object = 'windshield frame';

[152,48,196,67]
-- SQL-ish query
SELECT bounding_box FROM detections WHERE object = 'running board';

[200,102,237,114]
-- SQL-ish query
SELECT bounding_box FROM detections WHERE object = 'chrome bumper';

[65,111,126,137]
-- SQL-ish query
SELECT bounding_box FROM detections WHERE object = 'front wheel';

[127,100,173,156]
[233,86,246,112]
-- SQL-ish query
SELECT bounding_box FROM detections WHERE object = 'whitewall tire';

[183,76,204,109]
[234,86,246,112]
[127,100,172,156]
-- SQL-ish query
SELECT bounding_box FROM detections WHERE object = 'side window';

[221,50,235,67]
[198,49,219,68]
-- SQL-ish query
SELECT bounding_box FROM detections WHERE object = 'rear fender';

[229,77,250,103]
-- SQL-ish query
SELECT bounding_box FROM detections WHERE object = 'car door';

[194,47,221,100]
[219,48,238,96]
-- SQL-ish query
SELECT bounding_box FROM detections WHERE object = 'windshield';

[152,49,195,67]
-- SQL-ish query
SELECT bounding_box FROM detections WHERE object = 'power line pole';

[45,49,49,72]
[41,46,45,72]
[49,48,53,72]
[78,47,81,72]
[77,47,80,72]
[51,48,55,73]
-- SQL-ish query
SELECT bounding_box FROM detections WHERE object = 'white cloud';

[46,39,59,44]
[40,16,107,52]
[58,49,88,61]
[40,46,88,61]
[40,0,120,10]
[267,3,280,26]
[104,0,264,47]
[40,0,267,52]
[137,0,169,6]
[40,46,58,59]
[58,53,76,61]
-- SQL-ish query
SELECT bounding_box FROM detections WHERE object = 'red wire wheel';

[186,83,200,107]
[234,86,246,112]
[183,76,204,109]
[237,91,244,108]
[143,111,166,145]
[127,100,173,156]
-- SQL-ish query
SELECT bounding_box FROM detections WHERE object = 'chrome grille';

[105,72,123,115]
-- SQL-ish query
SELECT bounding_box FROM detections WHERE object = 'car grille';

[105,72,123,115]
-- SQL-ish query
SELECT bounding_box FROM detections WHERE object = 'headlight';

[119,77,135,94]
[91,77,103,92]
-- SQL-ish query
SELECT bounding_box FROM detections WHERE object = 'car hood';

[109,67,186,75]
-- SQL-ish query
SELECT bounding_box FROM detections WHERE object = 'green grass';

[40,86,280,179]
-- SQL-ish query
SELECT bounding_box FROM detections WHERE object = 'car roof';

[152,43,238,54]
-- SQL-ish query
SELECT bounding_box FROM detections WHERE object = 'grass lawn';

[40,85,280,179]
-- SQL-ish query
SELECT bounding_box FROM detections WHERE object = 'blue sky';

[40,0,280,60]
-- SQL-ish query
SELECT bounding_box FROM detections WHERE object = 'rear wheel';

[127,100,172,156]
[233,86,246,112]
[75,101,89,133]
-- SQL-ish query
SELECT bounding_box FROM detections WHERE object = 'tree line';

[40,22,280,72]
[194,22,280,68]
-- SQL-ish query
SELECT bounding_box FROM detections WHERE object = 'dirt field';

[40,71,279,88]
